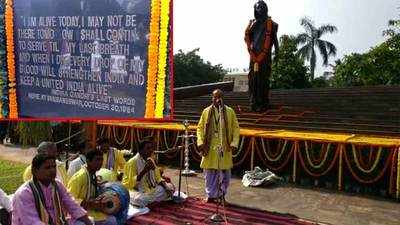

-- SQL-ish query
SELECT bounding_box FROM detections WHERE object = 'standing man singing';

[196,89,240,203]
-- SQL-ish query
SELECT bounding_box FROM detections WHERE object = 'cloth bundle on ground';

[242,167,282,187]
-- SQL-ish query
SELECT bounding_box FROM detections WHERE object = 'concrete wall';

[223,73,248,92]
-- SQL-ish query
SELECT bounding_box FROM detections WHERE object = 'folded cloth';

[242,167,282,187]
[127,204,150,219]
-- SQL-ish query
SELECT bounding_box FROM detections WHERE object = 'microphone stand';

[210,104,225,222]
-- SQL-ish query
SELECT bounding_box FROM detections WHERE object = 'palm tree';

[296,17,338,80]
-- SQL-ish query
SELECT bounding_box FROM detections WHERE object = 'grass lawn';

[0,160,27,194]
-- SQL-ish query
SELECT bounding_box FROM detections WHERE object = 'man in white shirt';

[68,141,91,178]
[0,188,11,225]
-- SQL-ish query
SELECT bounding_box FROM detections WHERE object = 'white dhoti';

[130,183,174,208]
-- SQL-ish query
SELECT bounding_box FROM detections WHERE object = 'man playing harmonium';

[68,149,117,225]
[122,138,174,208]
[12,154,93,225]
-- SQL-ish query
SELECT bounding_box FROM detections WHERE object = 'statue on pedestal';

[245,0,279,112]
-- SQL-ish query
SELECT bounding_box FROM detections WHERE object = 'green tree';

[333,35,400,86]
[383,7,399,37]
[174,49,226,87]
[271,35,311,89]
[296,17,338,80]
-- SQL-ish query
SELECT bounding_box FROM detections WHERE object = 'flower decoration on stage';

[145,0,161,118]
[154,0,171,118]
[4,0,18,118]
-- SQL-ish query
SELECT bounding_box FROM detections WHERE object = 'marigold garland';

[298,143,339,177]
[260,139,289,162]
[4,0,18,118]
[144,0,161,118]
[304,142,332,169]
[344,145,392,184]
[232,136,245,158]
[112,126,129,145]
[256,138,294,171]
[351,145,382,173]
[244,17,273,64]
[232,137,252,167]
[154,0,171,118]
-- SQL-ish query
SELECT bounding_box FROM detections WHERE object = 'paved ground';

[1,144,399,225]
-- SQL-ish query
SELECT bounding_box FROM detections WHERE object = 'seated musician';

[0,188,11,225]
[97,138,126,180]
[68,149,117,225]
[122,138,174,208]
[23,142,69,186]
[12,154,92,225]
[68,141,91,178]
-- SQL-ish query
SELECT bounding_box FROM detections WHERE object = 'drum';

[98,182,130,225]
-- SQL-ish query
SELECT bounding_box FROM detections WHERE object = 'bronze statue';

[245,0,279,112]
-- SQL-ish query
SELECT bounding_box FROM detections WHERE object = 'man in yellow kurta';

[68,149,117,225]
[197,89,240,203]
[23,142,69,186]
[122,138,174,208]
[98,138,126,180]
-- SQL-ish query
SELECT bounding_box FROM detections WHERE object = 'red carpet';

[126,197,321,225]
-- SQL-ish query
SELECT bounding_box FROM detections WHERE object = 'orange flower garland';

[154,0,171,118]
[144,0,161,118]
[4,0,18,118]
[244,18,273,71]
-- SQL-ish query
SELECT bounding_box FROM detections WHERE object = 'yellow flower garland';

[144,0,161,118]
[351,145,382,174]
[304,142,332,169]
[261,139,288,162]
[154,0,170,118]
[5,0,18,118]
[3,0,169,119]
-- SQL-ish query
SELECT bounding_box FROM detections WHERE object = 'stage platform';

[97,120,400,200]
[98,85,400,199]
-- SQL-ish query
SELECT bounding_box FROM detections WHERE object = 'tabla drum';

[98,182,130,225]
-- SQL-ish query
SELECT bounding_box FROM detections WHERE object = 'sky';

[174,0,399,77]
